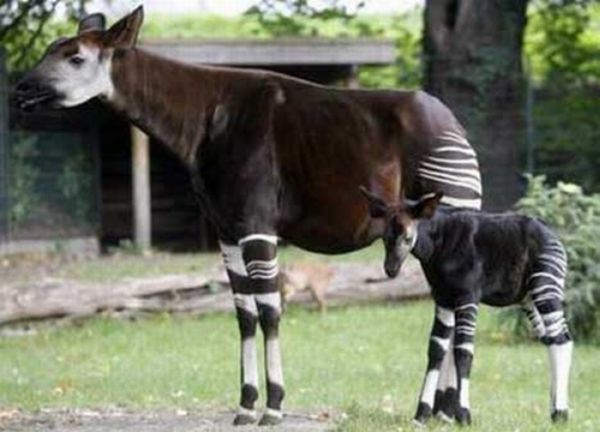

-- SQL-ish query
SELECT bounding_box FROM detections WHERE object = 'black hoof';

[233,412,257,426]
[413,402,433,426]
[551,409,569,423]
[433,389,444,415]
[434,387,458,419]
[259,411,283,426]
[455,407,471,426]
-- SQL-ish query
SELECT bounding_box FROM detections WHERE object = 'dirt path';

[2,408,333,432]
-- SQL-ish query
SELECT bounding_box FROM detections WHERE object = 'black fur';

[361,189,573,425]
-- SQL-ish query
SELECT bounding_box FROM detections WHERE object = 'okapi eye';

[69,56,85,66]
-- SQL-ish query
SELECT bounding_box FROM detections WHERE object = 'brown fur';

[16,7,481,256]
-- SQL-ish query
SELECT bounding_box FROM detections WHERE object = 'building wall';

[99,113,216,251]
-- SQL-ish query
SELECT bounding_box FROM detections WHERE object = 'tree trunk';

[423,0,528,210]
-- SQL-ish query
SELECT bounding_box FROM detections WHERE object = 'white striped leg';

[549,341,573,421]
[240,234,285,425]
[256,292,284,425]
[434,339,458,423]
[522,299,546,339]
[414,306,454,426]
[220,242,260,425]
[529,247,572,421]
[453,303,478,426]
[533,298,572,420]
[235,297,260,425]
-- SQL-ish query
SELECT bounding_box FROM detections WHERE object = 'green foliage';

[8,132,40,227]
[358,17,422,90]
[0,1,86,73]
[144,10,423,90]
[244,1,422,89]
[532,87,600,191]
[507,176,600,342]
[526,1,600,87]
[245,0,364,37]
[142,14,263,40]
[525,2,600,193]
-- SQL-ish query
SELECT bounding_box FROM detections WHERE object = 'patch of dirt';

[1,408,333,432]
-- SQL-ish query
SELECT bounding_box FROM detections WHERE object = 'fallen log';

[0,271,226,325]
[0,261,429,327]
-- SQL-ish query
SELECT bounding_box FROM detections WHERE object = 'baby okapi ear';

[359,186,389,218]
[410,192,443,219]
[78,13,106,34]
[104,5,144,49]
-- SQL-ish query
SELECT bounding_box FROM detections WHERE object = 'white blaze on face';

[47,43,114,107]
[394,220,418,259]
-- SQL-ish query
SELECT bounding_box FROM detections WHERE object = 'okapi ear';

[78,13,106,34]
[411,192,443,219]
[359,186,389,218]
[104,5,144,49]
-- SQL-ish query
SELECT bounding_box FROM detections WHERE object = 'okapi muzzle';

[383,226,412,278]
[13,73,63,111]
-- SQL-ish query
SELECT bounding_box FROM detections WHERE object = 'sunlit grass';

[0,301,598,431]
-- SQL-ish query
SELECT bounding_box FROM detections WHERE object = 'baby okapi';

[360,187,573,425]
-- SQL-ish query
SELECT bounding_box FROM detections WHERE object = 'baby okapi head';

[13,6,144,111]
[359,187,443,278]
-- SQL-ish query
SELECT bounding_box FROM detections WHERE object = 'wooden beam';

[131,126,151,252]
[344,65,360,89]
[141,39,395,66]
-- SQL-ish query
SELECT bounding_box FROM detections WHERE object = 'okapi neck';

[107,48,219,167]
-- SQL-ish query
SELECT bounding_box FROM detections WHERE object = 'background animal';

[279,261,333,312]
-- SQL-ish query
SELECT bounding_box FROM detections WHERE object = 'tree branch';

[0,0,46,41]
[13,0,60,70]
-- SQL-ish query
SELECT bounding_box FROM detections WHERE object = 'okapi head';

[13,6,144,110]
[360,187,443,278]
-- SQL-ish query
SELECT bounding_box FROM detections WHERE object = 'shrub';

[503,175,600,342]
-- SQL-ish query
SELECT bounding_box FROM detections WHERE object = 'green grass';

[0,301,598,431]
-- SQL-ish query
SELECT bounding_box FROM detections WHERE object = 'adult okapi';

[13,7,482,426]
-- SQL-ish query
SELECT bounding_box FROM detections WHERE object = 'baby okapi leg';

[453,303,478,426]
[522,298,546,339]
[414,306,455,426]
[532,298,572,421]
[240,235,285,426]
[433,339,458,423]
[220,242,259,425]
[530,243,573,421]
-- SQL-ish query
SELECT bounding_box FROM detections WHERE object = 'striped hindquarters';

[529,234,570,344]
[530,237,567,304]
[418,130,482,210]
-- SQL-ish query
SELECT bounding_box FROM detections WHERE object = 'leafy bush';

[504,176,600,342]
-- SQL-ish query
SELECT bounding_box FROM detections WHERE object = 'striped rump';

[418,130,482,210]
